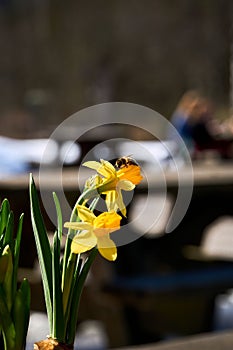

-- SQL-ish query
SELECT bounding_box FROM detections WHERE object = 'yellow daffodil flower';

[83,159,143,216]
[64,205,121,261]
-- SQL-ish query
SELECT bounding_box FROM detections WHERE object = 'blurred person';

[189,97,233,159]
[169,90,201,153]
[170,91,233,159]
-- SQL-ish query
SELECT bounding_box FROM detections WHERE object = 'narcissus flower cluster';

[64,159,143,261]
[30,157,143,347]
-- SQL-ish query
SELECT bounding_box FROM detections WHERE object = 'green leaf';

[0,199,10,236]
[53,192,63,241]
[0,254,9,283]
[0,233,5,256]
[2,245,13,311]
[61,233,73,291]
[12,214,24,299]
[29,174,53,333]
[52,231,65,341]
[63,253,79,332]
[66,249,97,344]
[0,284,15,350]
[12,278,30,350]
[4,211,14,253]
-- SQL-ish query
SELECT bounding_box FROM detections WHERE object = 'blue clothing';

[169,112,194,150]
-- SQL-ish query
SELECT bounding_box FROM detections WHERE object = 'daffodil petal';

[83,161,102,171]
[92,159,115,178]
[97,235,117,261]
[100,159,116,174]
[71,230,97,254]
[115,190,127,217]
[64,222,92,231]
[105,191,118,212]
[83,160,116,179]
[118,179,135,191]
[76,205,96,223]
[105,190,126,216]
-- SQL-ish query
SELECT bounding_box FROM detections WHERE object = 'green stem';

[62,194,100,343]
[66,248,98,345]
[52,231,65,342]
[63,256,82,337]
[62,253,78,313]
[62,194,100,299]
[61,187,100,290]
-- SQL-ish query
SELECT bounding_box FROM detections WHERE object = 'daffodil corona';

[64,205,122,261]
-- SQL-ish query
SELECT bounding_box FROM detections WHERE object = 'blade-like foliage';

[52,192,63,241]
[0,198,30,350]
[29,174,53,332]
[0,284,15,350]
[12,214,24,299]
[0,199,10,236]
[63,253,79,333]
[4,211,14,253]
[52,231,65,341]
[12,278,30,350]
[66,248,97,345]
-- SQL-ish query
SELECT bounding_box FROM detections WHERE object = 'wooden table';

[116,330,233,349]
[0,160,232,189]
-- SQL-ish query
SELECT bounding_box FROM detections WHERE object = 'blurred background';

[0,1,233,349]
[0,0,232,139]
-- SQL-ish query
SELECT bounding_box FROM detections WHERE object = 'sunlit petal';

[83,160,115,178]
[100,159,116,174]
[105,191,118,212]
[92,159,115,178]
[97,235,117,261]
[64,222,92,231]
[115,190,126,217]
[83,161,102,171]
[76,205,96,223]
[118,179,135,191]
[71,230,97,254]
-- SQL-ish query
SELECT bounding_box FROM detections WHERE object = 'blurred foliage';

[0,0,231,137]
[0,199,30,350]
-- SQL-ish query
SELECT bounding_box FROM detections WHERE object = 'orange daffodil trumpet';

[64,205,121,261]
[83,159,143,216]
